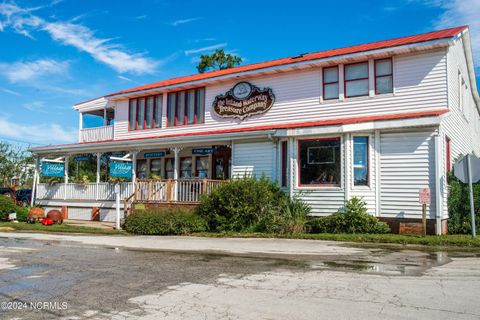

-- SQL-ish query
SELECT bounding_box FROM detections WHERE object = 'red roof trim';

[33,110,448,150]
[102,26,466,99]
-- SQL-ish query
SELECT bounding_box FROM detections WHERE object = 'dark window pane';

[187,90,195,124]
[323,67,338,83]
[376,76,393,94]
[137,98,145,129]
[165,158,175,179]
[345,63,368,80]
[155,95,162,128]
[145,97,154,128]
[129,99,137,130]
[167,93,176,126]
[375,59,392,76]
[299,138,341,186]
[353,136,368,186]
[346,79,369,97]
[180,157,192,178]
[137,160,147,179]
[196,88,205,123]
[176,92,185,125]
[324,83,339,100]
[196,156,209,178]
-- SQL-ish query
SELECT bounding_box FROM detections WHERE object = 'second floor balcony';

[79,106,115,143]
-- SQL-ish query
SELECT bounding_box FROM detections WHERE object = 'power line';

[0,135,43,146]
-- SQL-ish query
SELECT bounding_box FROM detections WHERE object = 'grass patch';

[0,222,125,235]
[192,232,480,247]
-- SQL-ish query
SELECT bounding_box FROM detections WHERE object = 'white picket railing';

[36,182,133,201]
[134,179,227,203]
[80,125,114,142]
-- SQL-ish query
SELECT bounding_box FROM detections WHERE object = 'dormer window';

[167,88,205,127]
[344,62,369,98]
[375,58,393,94]
[129,95,162,130]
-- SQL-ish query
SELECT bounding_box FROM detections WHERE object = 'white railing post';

[96,152,101,200]
[171,147,183,201]
[30,156,40,206]
[64,156,69,200]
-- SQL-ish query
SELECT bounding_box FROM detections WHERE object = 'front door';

[212,147,231,180]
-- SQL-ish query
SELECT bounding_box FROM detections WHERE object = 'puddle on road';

[309,251,452,276]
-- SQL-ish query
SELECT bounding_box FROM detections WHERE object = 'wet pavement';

[0,236,479,319]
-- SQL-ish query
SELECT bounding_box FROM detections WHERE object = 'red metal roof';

[104,26,467,98]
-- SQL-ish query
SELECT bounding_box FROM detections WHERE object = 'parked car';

[0,187,32,206]
[15,189,32,207]
[0,187,15,198]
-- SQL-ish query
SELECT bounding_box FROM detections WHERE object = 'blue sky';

[0,0,478,147]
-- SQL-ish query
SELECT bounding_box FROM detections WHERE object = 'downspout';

[434,133,443,235]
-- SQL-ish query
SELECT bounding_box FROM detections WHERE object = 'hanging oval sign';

[212,82,275,120]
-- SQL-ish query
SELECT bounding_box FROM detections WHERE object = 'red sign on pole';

[419,188,431,205]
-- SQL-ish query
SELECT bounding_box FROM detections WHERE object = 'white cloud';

[0,87,20,96]
[0,59,69,83]
[22,101,71,113]
[0,3,159,74]
[0,116,77,144]
[184,43,227,55]
[171,17,201,26]
[418,0,480,67]
[118,75,142,85]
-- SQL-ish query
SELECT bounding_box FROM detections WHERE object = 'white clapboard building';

[30,26,480,234]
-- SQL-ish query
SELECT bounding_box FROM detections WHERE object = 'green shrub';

[196,175,288,232]
[307,197,390,234]
[124,208,207,235]
[447,172,480,234]
[15,206,29,222]
[0,195,16,220]
[258,195,311,234]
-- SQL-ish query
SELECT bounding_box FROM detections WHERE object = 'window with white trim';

[344,62,369,97]
[298,138,341,186]
[375,58,393,94]
[323,66,339,100]
[353,137,369,186]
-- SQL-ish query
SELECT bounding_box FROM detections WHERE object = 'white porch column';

[171,147,182,201]
[131,151,138,195]
[64,156,69,200]
[78,113,83,142]
[103,108,108,126]
[434,133,443,235]
[30,155,40,207]
[96,153,101,200]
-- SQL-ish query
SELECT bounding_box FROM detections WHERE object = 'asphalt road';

[0,234,479,319]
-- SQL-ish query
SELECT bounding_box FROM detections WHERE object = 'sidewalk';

[0,232,364,256]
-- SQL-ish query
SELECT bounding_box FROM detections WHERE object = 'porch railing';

[80,125,114,142]
[36,182,133,201]
[134,179,227,203]
[36,179,226,203]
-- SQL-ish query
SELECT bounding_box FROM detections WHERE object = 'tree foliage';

[197,49,242,73]
[0,142,34,187]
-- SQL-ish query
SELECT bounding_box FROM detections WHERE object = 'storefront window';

[150,159,162,179]
[165,158,174,179]
[353,137,368,186]
[128,94,162,130]
[180,157,192,178]
[299,138,341,186]
[137,160,147,179]
[196,156,209,178]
